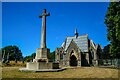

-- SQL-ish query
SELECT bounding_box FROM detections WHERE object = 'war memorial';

[19,9,64,72]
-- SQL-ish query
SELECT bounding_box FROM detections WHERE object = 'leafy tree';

[103,44,111,59]
[23,53,36,62]
[23,56,32,62]
[104,2,120,58]
[1,45,23,63]
[31,53,36,59]
[49,51,55,62]
[23,51,55,62]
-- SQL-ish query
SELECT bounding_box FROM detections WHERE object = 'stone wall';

[26,62,60,70]
[27,62,38,70]
[38,62,53,69]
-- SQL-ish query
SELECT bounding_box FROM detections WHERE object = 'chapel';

[55,29,102,66]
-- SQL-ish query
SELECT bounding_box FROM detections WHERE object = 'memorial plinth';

[19,9,64,72]
[35,48,50,60]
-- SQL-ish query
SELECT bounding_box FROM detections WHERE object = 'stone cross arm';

[39,9,50,18]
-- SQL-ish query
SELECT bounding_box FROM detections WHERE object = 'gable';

[67,40,79,53]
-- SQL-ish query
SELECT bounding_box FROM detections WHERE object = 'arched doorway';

[70,50,77,66]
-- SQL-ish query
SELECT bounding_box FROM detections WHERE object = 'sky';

[2,2,110,57]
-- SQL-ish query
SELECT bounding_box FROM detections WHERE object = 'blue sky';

[2,2,110,57]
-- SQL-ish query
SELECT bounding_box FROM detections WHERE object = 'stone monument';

[6,52,9,63]
[2,50,5,63]
[20,9,64,72]
[34,9,50,62]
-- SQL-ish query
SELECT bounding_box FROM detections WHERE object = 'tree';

[104,2,120,58]
[23,53,36,62]
[23,51,55,62]
[1,45,23,63]
[49,51,55,62]
[103,44,111,59]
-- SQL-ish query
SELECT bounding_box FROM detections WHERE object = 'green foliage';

[96,45,103,59]
[103,44,111,59]
[23,51,55,62]
[1,45,23,62]
[104,2,120,58]
[23,53,36,62]
[49,51,55,62]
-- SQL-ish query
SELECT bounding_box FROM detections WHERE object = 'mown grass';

[2,67,118,78]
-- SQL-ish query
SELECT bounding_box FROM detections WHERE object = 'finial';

[75,28,78,38]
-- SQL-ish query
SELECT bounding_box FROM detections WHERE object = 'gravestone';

[2,50,5,63]
[19,9,63,72]
[6,52,9,63]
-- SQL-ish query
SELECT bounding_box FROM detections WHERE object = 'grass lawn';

[2,67,118,78]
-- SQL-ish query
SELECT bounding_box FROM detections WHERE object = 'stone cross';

[6,52,10,63]
[39,9,50,48]
[2,50,5,63]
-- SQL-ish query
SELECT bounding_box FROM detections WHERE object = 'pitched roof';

[64,34,89,52]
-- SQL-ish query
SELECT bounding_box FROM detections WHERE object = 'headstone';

[2,50,5,63]
[6,52,9,63]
